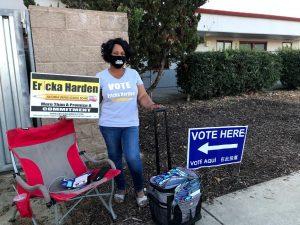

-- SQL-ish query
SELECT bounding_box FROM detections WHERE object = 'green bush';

[278,49,300,89]
[177,50,281,99]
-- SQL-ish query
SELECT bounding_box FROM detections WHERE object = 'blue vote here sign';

[187,126,248,169]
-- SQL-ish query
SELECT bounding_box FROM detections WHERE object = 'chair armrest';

[81,152,116,169]
[15,174,51,204]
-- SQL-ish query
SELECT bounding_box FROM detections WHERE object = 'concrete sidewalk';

[197,171,300,225]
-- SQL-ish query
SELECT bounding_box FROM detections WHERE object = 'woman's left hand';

[149,103,164,111]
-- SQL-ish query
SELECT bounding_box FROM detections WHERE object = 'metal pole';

[163,109,172,170]
[153,108,172,174]
[153,111,160,174]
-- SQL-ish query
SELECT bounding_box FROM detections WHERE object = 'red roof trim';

[196,8,300,22]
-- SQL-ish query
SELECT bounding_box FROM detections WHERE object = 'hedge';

[177,50,282,99]
[278,49,300,89]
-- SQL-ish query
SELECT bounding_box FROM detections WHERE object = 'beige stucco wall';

[29,6,128,157]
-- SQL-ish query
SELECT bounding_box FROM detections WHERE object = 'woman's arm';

[137,84,162,110]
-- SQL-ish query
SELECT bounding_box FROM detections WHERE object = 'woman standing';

[96,38,161,207]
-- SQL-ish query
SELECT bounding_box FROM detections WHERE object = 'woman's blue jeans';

[100,126,144,192]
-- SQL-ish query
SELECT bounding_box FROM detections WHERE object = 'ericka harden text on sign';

[30,73,100,119]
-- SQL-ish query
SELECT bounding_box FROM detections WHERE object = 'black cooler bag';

[148,168,202,225]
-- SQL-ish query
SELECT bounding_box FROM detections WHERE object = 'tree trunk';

[146,55,167,94]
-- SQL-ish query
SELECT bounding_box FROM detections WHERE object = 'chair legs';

[32,216,38,225]
[8,207,17,222]
[95,179,117,221]
[9,179,117,225]
[54,204,60,225]
[52,179,117,224]
[9,207,38,225]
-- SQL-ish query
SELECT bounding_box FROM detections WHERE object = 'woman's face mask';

[110,55,126,69]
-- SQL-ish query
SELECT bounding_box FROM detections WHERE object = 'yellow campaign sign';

[30,73,100,119]
[31,79,99,93]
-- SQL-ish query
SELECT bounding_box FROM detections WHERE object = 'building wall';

[34,0,65,8]
[29,6,128,157]
[198,14,300,37]
[197,9,300,52]
[196,36,300,52]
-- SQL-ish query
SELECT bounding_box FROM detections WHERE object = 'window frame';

[282,42,292,48]
[216,40,232,50]
[239,41,267,51]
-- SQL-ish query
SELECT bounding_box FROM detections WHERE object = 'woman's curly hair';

[101,38,132,63]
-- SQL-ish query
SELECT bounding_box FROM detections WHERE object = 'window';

[217,41,232,50]
[239,43,251,50]
[239,42,267,51]
[282,42,292,48]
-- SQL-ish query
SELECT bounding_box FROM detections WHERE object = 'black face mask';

[110,55,126,69]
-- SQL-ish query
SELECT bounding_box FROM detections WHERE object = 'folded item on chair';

[61,171,93,189]
[92,165,111,181]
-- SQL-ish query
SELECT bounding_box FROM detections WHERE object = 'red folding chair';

[6,119,120,225]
